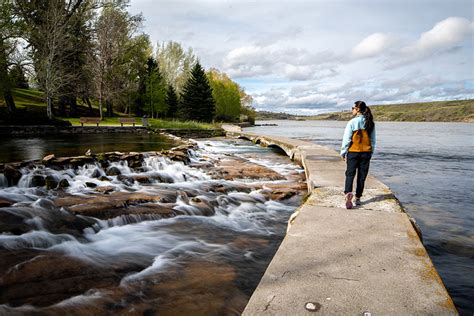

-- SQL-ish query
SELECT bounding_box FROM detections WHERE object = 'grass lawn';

[1,88,221,130]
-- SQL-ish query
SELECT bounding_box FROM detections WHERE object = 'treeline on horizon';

[0,0,255,124]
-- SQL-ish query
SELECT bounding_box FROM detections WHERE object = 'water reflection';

[0,133,177,163]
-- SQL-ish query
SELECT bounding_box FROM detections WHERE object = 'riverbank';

[222,124,457,315]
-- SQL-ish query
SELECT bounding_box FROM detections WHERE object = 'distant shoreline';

[256,99,474,123]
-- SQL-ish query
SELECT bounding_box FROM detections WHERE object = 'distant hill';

[302,100,474,122]
[256,111,297,120]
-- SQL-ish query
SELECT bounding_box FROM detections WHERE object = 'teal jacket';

[340,115,376,157]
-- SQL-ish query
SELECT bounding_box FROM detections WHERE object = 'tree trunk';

[58,96,66,116]
[4,89,16,114]
[47,95,53,119]
[99,97,103,119]
[106,99,113,117]
[83,97,93,114]
[0,39,16,113]
[69,96,77,116]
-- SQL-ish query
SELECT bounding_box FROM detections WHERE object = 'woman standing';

[340,101,376,209]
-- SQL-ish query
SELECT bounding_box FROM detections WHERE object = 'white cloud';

[351,33,395,59]
[414,17,473,53]
[388,17,474,68]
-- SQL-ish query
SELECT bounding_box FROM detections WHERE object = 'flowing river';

[0,137,305,315]
[247,120,474,315]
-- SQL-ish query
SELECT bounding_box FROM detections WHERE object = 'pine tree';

[166,84,178,118]
[179,62,215,122]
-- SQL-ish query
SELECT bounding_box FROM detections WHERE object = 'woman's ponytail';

[354,100,375,133]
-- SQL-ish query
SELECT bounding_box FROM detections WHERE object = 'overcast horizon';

[129,0,473,115]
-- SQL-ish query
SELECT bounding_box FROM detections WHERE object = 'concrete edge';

[221,124,457,314]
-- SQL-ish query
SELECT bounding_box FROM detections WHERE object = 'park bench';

[119,118,137,126]
[79,117,101,127]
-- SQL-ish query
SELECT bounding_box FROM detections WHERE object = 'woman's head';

[353,100,374,132]
[353,100,367,114]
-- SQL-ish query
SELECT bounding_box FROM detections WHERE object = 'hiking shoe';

[355,197,361,206]
[345,193,353,209]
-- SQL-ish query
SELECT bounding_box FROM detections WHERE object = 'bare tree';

[156,41,196,95]
[93,4,143,118]
[16,0,87,119]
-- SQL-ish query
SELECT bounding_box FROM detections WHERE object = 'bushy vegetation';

[0,1,255,125]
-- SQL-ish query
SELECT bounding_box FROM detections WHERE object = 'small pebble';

[304,302,321,312]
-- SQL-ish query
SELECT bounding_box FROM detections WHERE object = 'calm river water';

[0,134,177,163]
[246,120,474,315]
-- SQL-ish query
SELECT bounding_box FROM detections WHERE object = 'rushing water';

[0,138,305,315]
[0,134,177,163]
[247,120,474,315]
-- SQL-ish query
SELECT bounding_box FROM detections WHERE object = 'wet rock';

[0,197,14,207]
[0,211,31,234]
[31,175,46,187]
[4,165,22,186]
[85,182,97,188]
[189,197,215,216]
[204,157,286,181]
[54,192,168,219]
[162,146,190,163]
[132,175,151,184]
[58,178,70,188]
[91,168,103,178]
[99,176,111,181]
[69,156,95,167]
[96,186,115,194]
[121,153,144,169]
[45,175,59,189]
[106,166,122,176]
[117,175,134,186]
[0,252,126,307]
[42,154,55,163]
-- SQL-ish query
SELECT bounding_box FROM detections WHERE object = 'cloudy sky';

[129,0,474,114]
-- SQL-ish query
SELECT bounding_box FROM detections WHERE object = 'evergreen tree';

[144,58,166,118]
[9,64,29,89]
[179,62,215,122]
[165,84,178,118]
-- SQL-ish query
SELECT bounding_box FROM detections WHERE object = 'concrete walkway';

[222,125,457,315]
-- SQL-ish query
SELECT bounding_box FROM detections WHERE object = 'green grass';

[1,88,219,129]
[148,119,219,130]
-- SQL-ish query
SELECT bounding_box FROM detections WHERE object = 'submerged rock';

[45,175,59,189]
[30,175,46,187]
[58,178,70,188]
[106,166,122,176]
[4,165,22,186]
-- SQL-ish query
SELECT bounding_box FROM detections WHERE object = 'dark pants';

[344,152,372,198]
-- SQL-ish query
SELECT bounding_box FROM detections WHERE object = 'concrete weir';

[221,125,457,315]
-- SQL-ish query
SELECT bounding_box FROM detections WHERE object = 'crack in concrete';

[263,295,276,312]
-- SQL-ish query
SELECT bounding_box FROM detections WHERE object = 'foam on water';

[0,138,304,312]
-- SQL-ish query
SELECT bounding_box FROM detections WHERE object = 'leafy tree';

[165,84,178,118]
[94,3,143,117]
[238,85,255,124]
[157,41,196,95]
[179,62,215,122]
[207,68,241,122]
